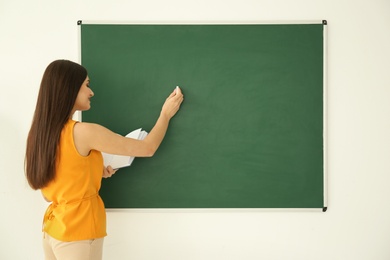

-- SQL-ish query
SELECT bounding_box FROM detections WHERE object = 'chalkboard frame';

[78,20,328,211]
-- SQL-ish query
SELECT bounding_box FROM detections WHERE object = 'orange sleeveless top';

[41,120,106,241]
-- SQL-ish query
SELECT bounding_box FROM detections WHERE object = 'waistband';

[42,193,99,229]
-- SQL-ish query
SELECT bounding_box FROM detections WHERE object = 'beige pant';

[43,232,104,260]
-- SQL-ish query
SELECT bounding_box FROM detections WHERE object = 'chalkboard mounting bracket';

[322,20,327,25]
[77,20,82,25]
[322,207,328,212]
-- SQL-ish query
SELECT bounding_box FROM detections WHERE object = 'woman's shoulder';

[73,121,102,132]
[73,122,111,144]
[72,122,107,156]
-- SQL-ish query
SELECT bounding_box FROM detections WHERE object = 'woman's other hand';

[103,165,117,178]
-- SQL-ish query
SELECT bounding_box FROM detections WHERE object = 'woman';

[25,60,184,259]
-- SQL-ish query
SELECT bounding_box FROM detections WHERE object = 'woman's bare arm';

[73,87,184,157]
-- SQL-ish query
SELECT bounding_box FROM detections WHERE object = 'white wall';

[1,0,390,259]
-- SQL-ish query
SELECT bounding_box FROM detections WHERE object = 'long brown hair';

[25,60,87,190]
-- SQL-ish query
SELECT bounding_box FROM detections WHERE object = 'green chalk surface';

[81,23,325,208]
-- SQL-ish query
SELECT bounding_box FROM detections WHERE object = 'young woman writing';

[25,60,184,259]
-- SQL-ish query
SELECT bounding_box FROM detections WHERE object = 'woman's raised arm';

[73,87,184,157]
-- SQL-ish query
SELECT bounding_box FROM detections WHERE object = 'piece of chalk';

[176,86,179,94]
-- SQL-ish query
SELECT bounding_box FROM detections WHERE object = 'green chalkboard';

[80,22,326,209]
